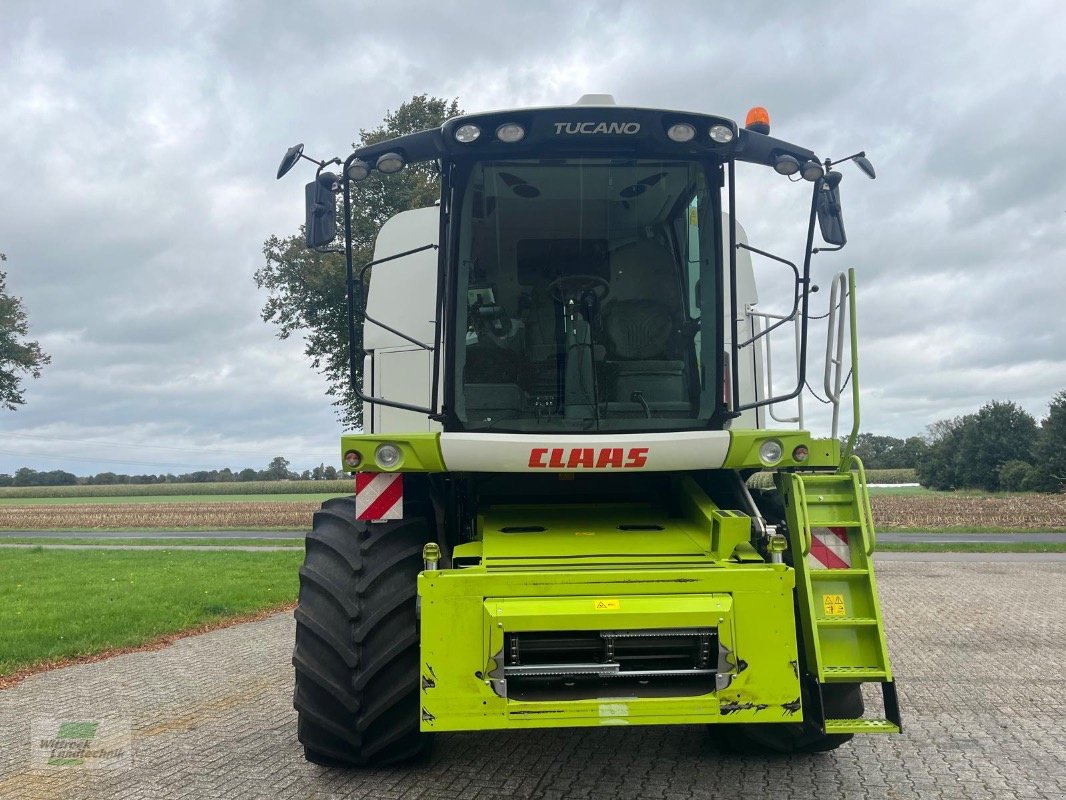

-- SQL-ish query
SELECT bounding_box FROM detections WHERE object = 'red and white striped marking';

[808,526,852,570]
[355,473,403,521]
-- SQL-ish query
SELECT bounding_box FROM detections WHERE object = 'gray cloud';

[2,0,1064,474]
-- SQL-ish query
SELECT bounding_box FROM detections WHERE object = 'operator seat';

[601,240,688,406]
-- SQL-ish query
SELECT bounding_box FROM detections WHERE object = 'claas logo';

[528,447,649,469]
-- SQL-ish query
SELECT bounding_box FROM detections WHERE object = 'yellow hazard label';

[689,208,698,225]
[822,594,846,617]
[594,599,621,611]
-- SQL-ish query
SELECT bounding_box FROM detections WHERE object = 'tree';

[1,252,50,410]
[917,400,1039,491]
[852,433,929,469]
[323,465,338,480]
[264,456,292,481]
[1029,390,1066,492]
[237,468,259,482]
[256,95,462,428]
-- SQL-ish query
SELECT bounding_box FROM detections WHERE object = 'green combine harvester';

[276,95,900,766]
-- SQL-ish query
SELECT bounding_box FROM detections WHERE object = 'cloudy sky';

[2,0,1064,475]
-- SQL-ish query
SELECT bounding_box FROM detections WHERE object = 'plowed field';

[1,493,1063,531]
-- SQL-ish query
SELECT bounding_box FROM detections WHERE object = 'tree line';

[0,457,340,488]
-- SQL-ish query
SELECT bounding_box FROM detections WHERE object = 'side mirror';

[305,172,338,248]
[815,172,846,247]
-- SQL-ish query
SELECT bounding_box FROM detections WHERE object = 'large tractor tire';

[292,496,434,767]
[709,683,864,754]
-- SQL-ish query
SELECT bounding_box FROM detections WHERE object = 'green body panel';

[340,432,445,472]
[418,563,800,732]
[722,430,840,469]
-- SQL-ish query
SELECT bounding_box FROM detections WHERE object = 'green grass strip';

[0,549,302,676]
[0,538,304,547]
[0,493,345,506]
[878,542,1066,553]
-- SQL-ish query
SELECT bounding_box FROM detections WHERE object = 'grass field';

[0,548,301,678]
[0,501,322,531]
[0,479,353,500]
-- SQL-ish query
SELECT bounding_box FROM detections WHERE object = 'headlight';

[792,445,810,463]
[376,152,405,174]
[346,159,370,181]
[709,124,735,143]
[495,123,526,143]
[759,439,784,465]
[454,124,481,143]
[343,449,362,468]
[667,123,696,142]
[375,443,403,470]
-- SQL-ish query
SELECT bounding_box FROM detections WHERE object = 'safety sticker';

[355,472,403,521]
[594,599,621,611]
[822,594,847,617]
[808,526,852,570]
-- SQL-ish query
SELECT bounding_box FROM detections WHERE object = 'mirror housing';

[815,172,846,247]
[305,172,338,248]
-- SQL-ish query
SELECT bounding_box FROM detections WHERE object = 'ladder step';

[822,666,889,682]
[810,568,868,578]
[817,617,878,626]
[825,718,900,735]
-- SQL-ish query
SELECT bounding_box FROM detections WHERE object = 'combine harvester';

[277,95,900,766]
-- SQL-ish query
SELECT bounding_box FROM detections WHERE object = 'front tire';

[709,683,864,754]
[292,496,433,767]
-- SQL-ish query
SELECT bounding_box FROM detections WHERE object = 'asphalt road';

[1,560,1064,799]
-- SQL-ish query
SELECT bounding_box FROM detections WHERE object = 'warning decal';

[822,594,847,617]
[808,526,852,570]
[594,599,621,611]
[355,472,403,521]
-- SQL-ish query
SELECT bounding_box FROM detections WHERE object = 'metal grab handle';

[824,272,849,439]
[849,455,876,554]
[794,477,813,557]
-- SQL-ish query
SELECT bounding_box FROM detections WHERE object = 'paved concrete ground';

[1,560,1064,800]
[5,529,1066,543]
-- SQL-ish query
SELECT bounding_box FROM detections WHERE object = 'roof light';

[801,160,825,181]
[774,154,801,175]
[346,159,371,181]
[454,124,481,143]
[745,107,771,135]
[667,123,696,142]
[496,123,525,143]
[709,124,735,143]
[376,152,405,174]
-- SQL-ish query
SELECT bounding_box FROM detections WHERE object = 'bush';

[998,460,1033,492]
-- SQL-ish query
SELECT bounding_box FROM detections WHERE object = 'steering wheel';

[548,274,611,304]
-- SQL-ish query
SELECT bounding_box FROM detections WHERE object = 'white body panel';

[363,206,439,349]
[364,207,768,434]
[723,217,766,428]
[439,431,731,472]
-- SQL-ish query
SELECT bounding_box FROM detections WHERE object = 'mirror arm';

[827,150,866,168]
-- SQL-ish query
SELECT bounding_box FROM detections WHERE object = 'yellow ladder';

[778,458,901,735]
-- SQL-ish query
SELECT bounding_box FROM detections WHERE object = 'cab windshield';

[452,158,720,432]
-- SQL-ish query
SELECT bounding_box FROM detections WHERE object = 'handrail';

[824,272,849,438]
[794,476,813,556]
[849,454,876,554]
[839,269,862,466]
